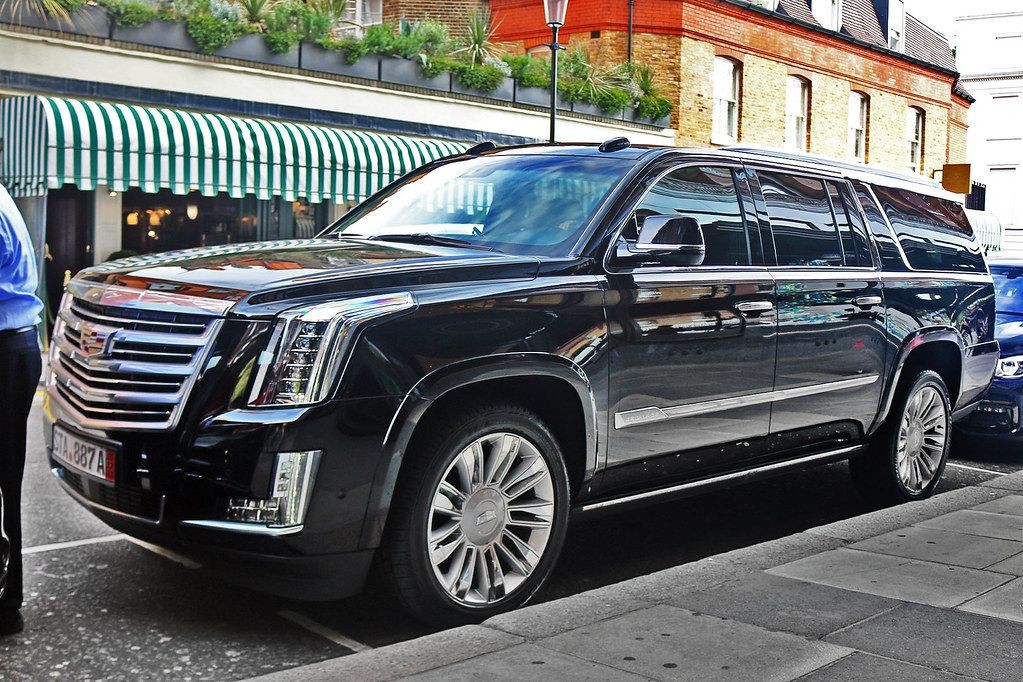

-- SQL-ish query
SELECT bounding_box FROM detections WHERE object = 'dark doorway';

[44,186,93,324]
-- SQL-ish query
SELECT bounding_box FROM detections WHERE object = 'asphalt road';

[1,396,1020,680]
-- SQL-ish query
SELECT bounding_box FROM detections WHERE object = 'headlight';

[996,354,1023,379]
[248,292,415,406]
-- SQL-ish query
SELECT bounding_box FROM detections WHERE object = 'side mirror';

[618,215,706,266]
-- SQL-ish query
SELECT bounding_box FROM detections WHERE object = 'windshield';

[324,154,632,256]
[992,265,1023,315]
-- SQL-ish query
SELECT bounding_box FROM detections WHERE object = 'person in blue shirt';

[0,183,43,637]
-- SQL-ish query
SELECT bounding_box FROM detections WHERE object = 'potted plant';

[301,37,380,79]
[1,0,110,38]
[109,0,195,51]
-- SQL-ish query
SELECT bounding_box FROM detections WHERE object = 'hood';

[75,238,541,309]
[995,312,1023,356]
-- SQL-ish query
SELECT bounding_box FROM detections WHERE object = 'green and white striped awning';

[0,95,466,201]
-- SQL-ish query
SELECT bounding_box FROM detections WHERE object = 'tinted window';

[871,185,985,272]
[758,172,842,266]
[992,265,1023,315]
[852,181,907,271]
[330,155,630,257]
[632,166,750,266]
[827,181,872,267]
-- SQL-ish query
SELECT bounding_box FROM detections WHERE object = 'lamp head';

[543,0,568,27]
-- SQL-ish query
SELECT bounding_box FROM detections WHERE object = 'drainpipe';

[627,0,635,62]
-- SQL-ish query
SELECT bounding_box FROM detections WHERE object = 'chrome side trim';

[179,519,304,536]
[578,444,864,511]
[614,374,879,429]
[51,467,165,526]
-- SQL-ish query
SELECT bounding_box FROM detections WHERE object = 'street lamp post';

[543,0,568,143]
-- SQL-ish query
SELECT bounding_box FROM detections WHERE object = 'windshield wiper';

[362,233,499,252]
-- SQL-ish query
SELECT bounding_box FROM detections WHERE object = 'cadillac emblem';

[79,324,111,357]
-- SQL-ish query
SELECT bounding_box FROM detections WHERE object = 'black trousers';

[0,329,42,611]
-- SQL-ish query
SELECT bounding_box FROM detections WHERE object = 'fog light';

[226,450,321,528]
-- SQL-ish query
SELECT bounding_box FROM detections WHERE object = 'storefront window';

[120,191,331,255]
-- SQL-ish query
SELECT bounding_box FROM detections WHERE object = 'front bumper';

[42,388,402,600]
[954,380,1023,439]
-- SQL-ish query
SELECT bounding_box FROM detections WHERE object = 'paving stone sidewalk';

[254,472,1023,682]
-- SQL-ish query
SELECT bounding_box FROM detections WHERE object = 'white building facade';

[956,4,1023,235]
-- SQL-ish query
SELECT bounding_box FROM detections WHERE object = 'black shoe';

[0,609,24,636]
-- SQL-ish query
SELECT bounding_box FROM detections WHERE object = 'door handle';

[735,301,774,315]
[854,296,883,308]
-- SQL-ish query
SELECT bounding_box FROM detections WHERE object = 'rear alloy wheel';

[851,370,951,503]
[381,404,570,625]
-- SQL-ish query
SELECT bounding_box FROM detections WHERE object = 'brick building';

[491,0,972,178]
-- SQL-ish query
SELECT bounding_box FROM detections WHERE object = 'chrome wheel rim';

[427,432,555,607]
[896,385,947,493]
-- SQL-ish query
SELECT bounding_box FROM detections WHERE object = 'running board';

[577,444,864,513]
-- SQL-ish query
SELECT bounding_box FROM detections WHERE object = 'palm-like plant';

[1,0,72,20]
[453,8,502,66]
[237,0,275,24]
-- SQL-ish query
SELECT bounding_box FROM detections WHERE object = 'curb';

[252,471,1023,681]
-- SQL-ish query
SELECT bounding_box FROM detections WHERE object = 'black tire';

[850,370,951,504]
[379,403,571,626]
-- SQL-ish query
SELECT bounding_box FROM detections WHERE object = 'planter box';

[0,4,110,38]
[379,56,450,92]
[570,101,605,118]
[625,108,672,128]
[300,44,379,80]
[215,33,298,68]
[113,20,195,52]
[515,84,567,110]
[451,77,514,102]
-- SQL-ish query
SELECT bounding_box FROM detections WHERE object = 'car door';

[603,163,778,489]
[749,168,887,440]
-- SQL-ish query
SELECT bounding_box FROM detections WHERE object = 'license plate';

[52,424,117,484]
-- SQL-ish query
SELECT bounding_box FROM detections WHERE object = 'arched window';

[712,57,740,144]
[785,76,810,151]
[848,91,869,161]
[906,106,925,173]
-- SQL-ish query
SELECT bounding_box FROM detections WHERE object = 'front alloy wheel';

[428,432,555,606]
[381,403,570,625]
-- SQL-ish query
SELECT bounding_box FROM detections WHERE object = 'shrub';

[452,62,505,94]
[636,94,673,121]
[105,0,161,26]
[503,54,549,88]
[186,12,239,53]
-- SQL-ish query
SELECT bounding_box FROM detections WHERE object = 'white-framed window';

[906,107,924,173]
[338,0,383,33]
[989,93,1023,141]
[888,0,905,51]
[811,0,842,31]
[712,57,740,144]
[785,76,809,151]
[848,91,868,161]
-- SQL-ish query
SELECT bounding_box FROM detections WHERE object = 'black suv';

[43,142,996,624]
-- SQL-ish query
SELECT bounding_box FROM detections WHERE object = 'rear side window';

[758,172,843,267]
[826,181,872,267]
[871,185,985,272]
[631,166,750,266]
[852,181,907,271]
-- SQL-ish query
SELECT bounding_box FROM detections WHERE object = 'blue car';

[957,260,1023,442]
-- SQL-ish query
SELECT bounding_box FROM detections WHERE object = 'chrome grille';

[48,285,228,431]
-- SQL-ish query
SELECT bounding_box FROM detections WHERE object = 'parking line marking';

[24,533,126,555]
[123,536,202,568]
[948,462,1008,477]
[278,610,373,652]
